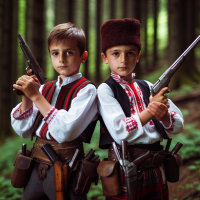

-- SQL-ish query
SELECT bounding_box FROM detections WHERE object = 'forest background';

[0,0,200,199]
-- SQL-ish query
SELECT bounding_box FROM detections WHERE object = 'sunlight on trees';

[45,0,55,80]
[17,0,26,77]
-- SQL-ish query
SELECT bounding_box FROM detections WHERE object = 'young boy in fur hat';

[97,18,184,199]
[11,22,97,200]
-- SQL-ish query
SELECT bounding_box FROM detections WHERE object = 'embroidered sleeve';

[164,111,176,132]
[122,116,138,132]
[43,107,59,125]
[12,103,33,120]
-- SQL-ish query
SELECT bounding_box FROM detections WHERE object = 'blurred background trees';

[0,0,200,140]
[0,0,200,199]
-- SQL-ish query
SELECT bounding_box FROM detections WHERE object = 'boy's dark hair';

[101,18,141,55]
[47,22,86,56]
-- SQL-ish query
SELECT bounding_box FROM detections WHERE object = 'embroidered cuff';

[122,116,138,132]
[13,103,33,120]
[45,131,56,141]
[161,111,177,131]
[43,107,58,124]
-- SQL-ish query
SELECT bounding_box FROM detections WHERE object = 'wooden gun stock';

[42,144,66,200]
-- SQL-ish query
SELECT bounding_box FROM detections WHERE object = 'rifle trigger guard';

[164,87,171,97]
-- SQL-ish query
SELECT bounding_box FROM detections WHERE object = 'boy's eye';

[52,52,58,56]
[113,52,119,56]
[66,51,73,56]
[127,52,134,56]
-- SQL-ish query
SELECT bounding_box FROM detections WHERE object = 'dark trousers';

[22,162,87,200]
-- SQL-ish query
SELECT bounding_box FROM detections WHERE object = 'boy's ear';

[137,52,141,63]
[101,53,108,64]
[81,51,88,63]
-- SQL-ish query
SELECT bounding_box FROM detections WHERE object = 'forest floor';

[168,86,200,200]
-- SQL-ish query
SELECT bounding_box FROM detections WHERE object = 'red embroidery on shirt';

[122,117,138,132]
[43,107,56,121]
[167,111,177,131]
[13,104,33,120]
[149,120,154,126]
[130,102,135,114]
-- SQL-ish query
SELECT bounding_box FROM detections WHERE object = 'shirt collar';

[111,72,136,84]
[56,73,82,87]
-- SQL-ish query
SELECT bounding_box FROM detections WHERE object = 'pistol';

[170,142,183,156]
[84,149,95,161]
[151,35,200,96]
[13,34,46,96]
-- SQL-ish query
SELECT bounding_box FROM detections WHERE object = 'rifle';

[151,35,200,96]
[42,144,79,200]
[14,33,46,96]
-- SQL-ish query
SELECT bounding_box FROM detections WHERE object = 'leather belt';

[108,144,167,169]
[32,137,84,165]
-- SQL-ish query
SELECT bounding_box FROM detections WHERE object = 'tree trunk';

[168,0,200,89]
[0,0,17,141]
[132,0,142,78]
[153,0,158,66]
[66,0,74,23]
[122,0,127,18]
[84,0,89,79]
[142,0,148,72]
[110,0,115,19]
[32,0,46,73]
[95,0,101,84]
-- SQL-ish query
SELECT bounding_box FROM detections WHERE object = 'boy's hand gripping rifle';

[13,33,46,96]
[42,143,79,200]
[151,35,200,97]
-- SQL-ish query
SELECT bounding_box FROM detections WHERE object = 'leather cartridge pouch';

[97,158,121,197]
[163,153,183,183]
[72,159,98,194]
[11,150,33,188]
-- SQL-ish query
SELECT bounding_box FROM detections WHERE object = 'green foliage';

[165,124,200,161]
[186,160,200,193]
[0,122,105,200]
[0,136,34,175]
[0,177,22,200]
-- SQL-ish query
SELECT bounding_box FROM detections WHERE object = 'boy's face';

[49,39,87,80]
[101,45,140,83]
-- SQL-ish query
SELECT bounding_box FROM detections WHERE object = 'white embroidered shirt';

[97,73,184,145]
[11,73,98,143]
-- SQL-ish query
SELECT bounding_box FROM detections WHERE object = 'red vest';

[31,77,96,143]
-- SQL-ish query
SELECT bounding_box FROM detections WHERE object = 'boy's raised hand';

[148,87,170,126]
[149,87,169,106]
[13,72,41,101]
[147,102,170,126]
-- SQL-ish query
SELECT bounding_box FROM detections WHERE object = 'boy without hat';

[97,18,184,199]
[11,22,98,200]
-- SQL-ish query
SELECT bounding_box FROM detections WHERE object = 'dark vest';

[99,77,169,149]
[31,77,97,143]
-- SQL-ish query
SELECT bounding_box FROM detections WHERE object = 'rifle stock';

[42,144,66,200]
